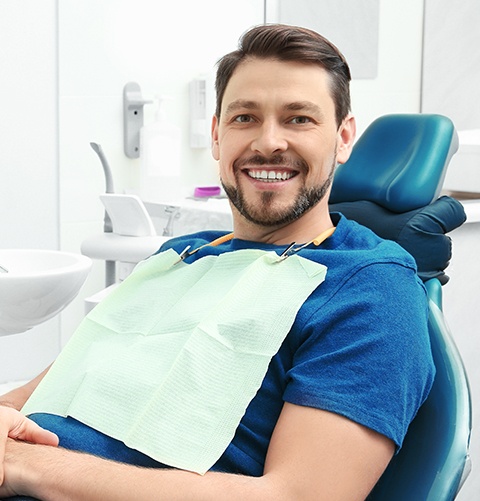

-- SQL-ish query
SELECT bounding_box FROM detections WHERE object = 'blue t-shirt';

[30,214,435,477]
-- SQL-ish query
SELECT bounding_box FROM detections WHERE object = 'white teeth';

[247,170,295,182]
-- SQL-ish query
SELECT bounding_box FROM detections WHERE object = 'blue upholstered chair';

[330,113,459,213]
[329,114,472,500]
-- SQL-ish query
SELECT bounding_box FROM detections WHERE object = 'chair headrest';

[329,196,466,284]
[329,114,459,213]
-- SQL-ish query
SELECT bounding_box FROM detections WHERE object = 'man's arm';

[1,402,394,501]
[0,366,59,484]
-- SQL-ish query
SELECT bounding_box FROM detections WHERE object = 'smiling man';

[0,25,434,501]
[214,57,351,238]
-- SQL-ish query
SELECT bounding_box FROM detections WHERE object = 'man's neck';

[230,202,334,246]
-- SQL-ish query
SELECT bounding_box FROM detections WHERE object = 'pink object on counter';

[194,186,222,198]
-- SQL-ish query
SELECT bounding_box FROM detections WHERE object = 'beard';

[221,154,336,227]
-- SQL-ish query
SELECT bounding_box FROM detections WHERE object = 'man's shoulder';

[317,215,416,268]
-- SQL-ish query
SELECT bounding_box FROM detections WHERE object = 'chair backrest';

[367,278,472,500]
[329,114,472,500]
[330,114,459,212]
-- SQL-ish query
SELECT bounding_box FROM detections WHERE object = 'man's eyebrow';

[224,100,259,115]
[224,99,326,118]
[284,101,324,116]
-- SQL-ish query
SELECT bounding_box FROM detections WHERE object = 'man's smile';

[246,169,298,182]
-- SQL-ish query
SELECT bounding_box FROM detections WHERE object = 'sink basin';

[0,249,92,336]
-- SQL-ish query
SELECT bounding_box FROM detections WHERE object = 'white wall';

[0,0,61,382]
[350,0,424,135]
[422,0,480,131]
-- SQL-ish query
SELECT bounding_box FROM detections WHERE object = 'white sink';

[0,249,92,336]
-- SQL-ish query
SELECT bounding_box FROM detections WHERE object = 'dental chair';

[329,114,472,500]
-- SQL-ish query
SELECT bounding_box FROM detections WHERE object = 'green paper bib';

[23,247,327,474]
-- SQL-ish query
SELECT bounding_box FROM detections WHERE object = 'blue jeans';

[3,497,39,500]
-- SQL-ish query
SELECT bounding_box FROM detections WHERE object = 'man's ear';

[336,115,356,165]
[211,115,220,161]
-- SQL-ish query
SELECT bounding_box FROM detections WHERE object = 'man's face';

[212,57,353,228]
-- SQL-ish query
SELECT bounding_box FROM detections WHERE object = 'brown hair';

[215,24,352,127]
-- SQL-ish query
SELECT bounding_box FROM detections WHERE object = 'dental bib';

[23,247,327,474]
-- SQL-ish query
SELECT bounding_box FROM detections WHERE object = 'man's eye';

[234,115,253,123]
[290,116,312,124]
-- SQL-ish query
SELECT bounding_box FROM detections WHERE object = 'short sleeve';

[283,260,435,450]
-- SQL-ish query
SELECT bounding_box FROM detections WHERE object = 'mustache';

[233,154,308,173]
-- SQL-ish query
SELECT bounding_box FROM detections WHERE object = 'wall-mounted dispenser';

[189,75,215,149]
[189,78,209,148]
[123,82,153,158]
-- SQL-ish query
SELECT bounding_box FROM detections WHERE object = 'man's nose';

[251,121,288,157]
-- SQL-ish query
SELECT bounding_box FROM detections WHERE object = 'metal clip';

[173,245,192,265]
[276,242,296,263]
